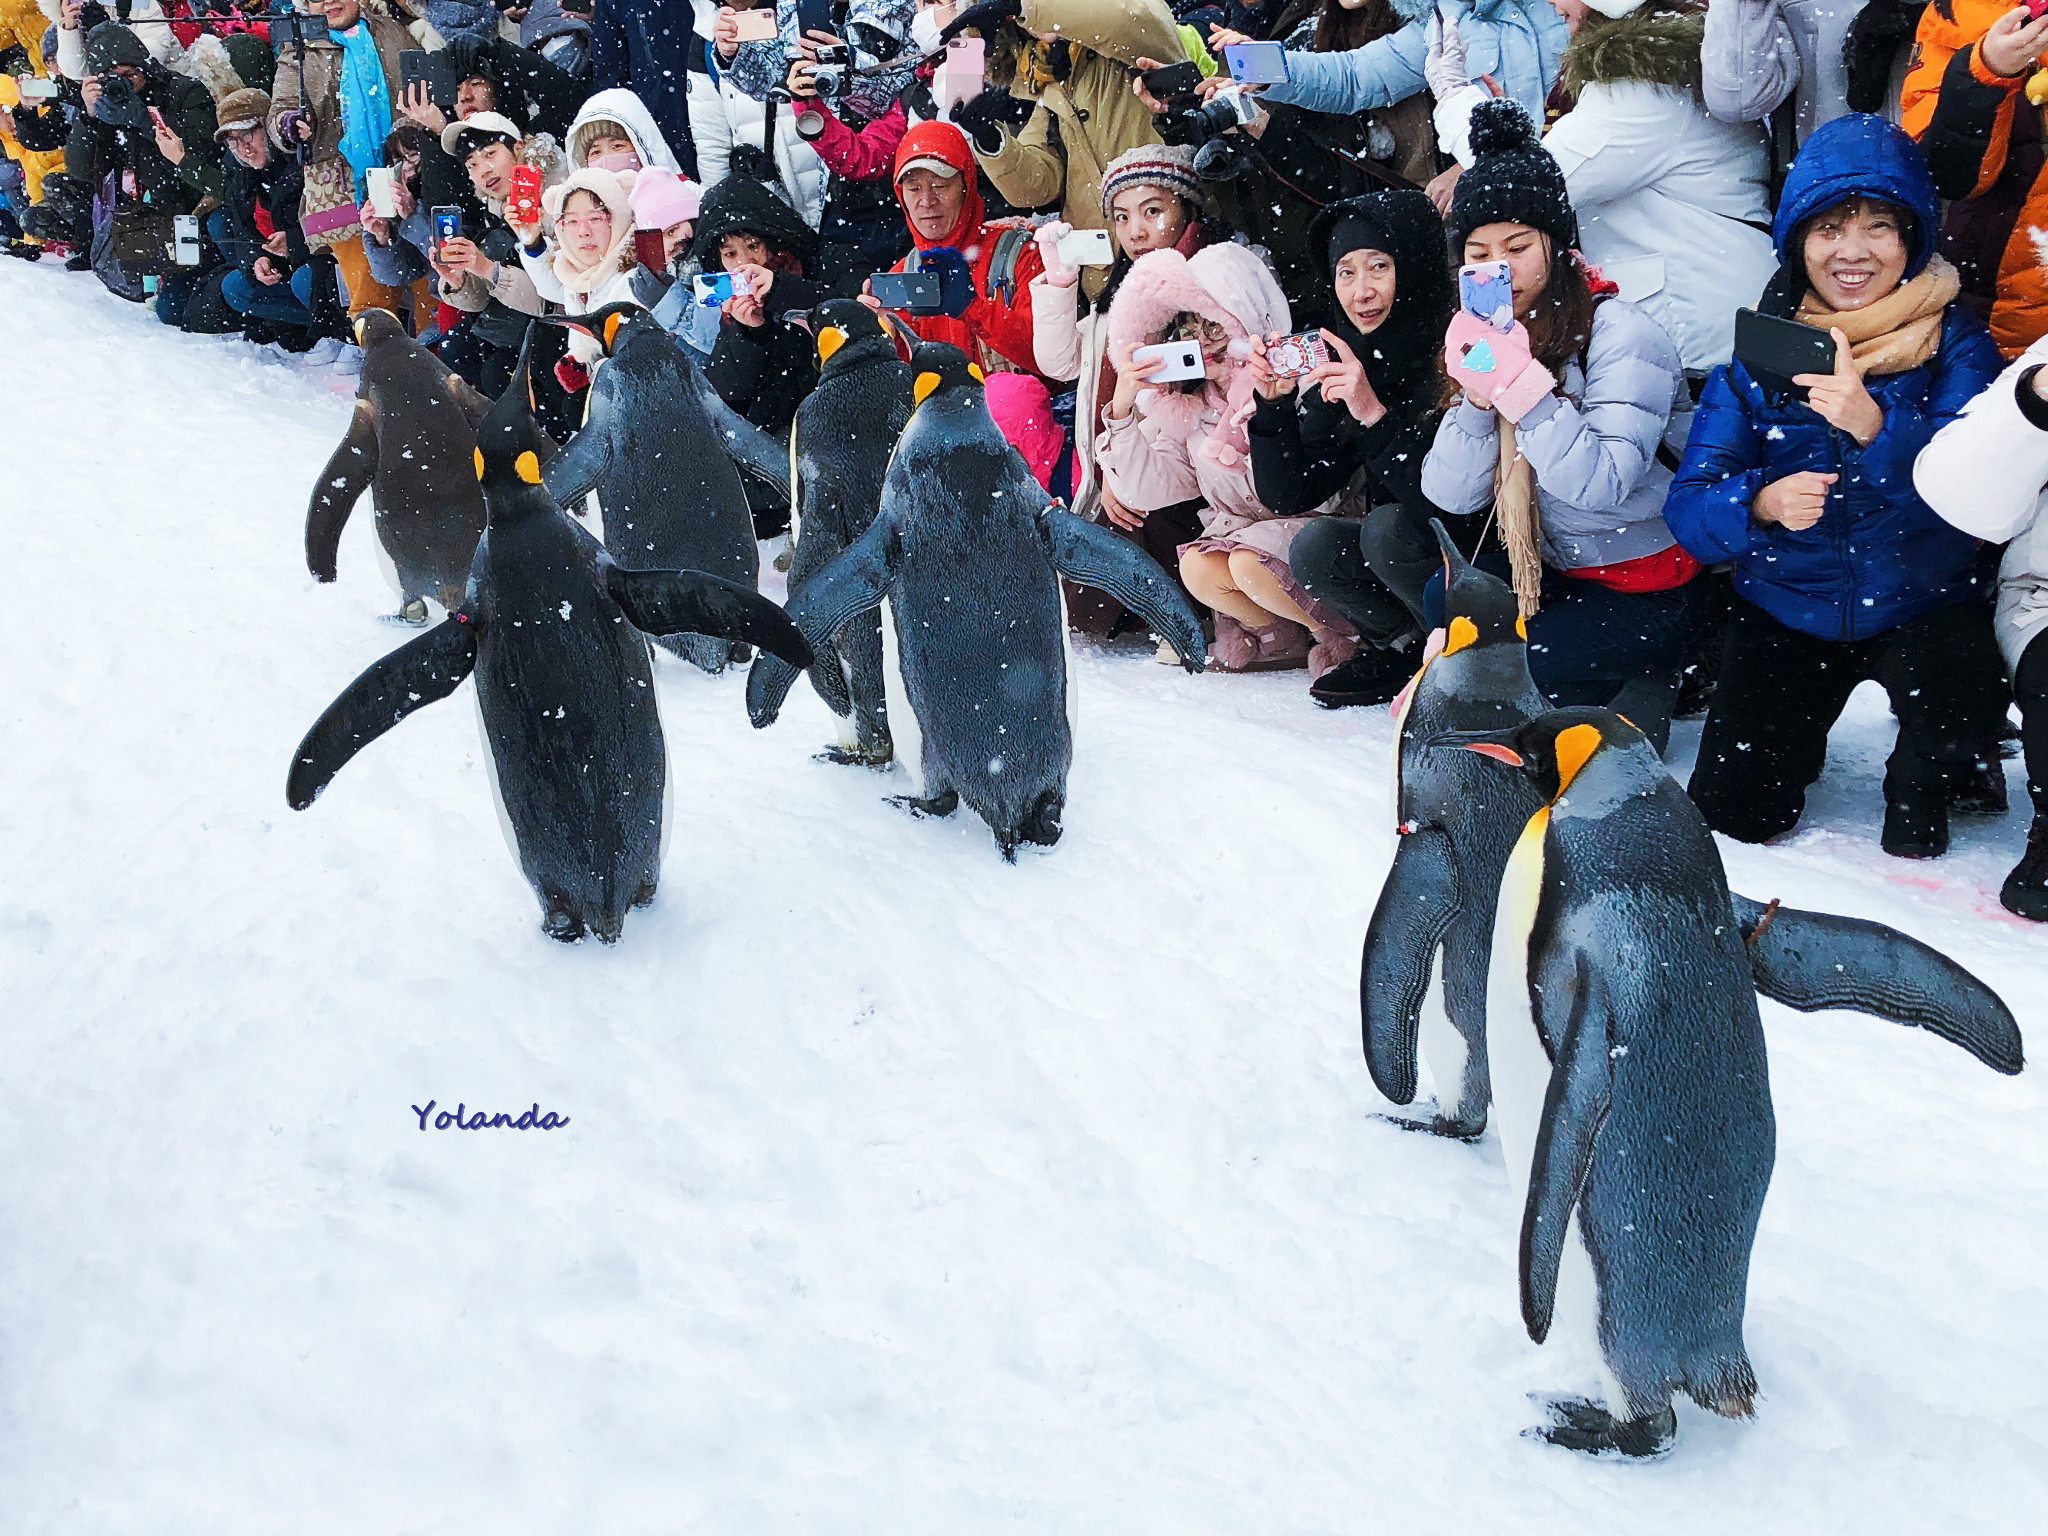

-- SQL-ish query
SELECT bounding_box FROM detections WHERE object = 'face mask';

[589,149,641,172]
[910,9,942,53]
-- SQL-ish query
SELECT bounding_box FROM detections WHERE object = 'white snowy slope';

[0,263,2042,1534]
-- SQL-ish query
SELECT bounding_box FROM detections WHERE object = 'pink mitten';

[1444,308,1531,400]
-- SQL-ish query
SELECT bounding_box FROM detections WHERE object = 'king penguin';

[286,326,814,943]
[540,301,791,673]
[304,309,495,623]
[1446,707,2022,1457]
[1362,522,1548,1139]
[745,342,1209,859]
[786,299,916,766]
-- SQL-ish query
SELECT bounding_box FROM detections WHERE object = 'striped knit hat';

[1098,143,1204,220]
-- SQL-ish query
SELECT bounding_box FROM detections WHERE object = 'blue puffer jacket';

[1260,0,1567,124]
[1664,113,2004,641]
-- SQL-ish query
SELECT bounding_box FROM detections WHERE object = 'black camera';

[93,71,151,131]
[1160,87,1261,180]
[808,43,852,99]
[270,10,318,53]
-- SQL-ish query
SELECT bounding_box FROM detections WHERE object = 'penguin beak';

[542,315,598,341]
[1429,729,1526,768]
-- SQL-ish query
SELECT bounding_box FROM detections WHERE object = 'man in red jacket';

[865,119,1049,379]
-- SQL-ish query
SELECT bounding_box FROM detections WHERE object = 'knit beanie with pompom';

[1446,97,1579,253]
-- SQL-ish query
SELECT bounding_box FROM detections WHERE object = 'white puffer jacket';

[1914,337,2048,674]
[564,87,682,174]
[686,0,827,229]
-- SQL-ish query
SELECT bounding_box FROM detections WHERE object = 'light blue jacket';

[1263,0,1568,123]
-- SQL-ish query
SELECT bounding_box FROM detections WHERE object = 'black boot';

[1309,641,1418,709]
[1882,791,1949,859]
[2003,816,2048,920]
[1949,755,2009,816]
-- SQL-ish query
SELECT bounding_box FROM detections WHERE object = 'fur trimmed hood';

[1561,10,1704,98]
[544,166,640,296]
[565,88,680,174]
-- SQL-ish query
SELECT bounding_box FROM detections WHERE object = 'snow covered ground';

[1,263,2042,1534]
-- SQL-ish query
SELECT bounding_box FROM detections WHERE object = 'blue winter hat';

[1772,112,1940,279]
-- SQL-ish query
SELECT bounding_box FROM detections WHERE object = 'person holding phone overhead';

[1420,98,1702,749]
[1666,112,2009,859]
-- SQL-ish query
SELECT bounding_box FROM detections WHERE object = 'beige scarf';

[1493,424,1543,618]
[1795,256,1960,377]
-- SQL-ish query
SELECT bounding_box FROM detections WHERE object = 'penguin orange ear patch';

[1441,615,1480,656]
[967,364,985,383]
[473,447,486,481]
[1515,614,1527,640]
[913,371,941,405]
[603,312,623,352]
[1552,722,1603,796]
[817,325,846,363]
[514,450,541,485]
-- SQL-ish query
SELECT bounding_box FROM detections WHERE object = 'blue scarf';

[330,22,392,199]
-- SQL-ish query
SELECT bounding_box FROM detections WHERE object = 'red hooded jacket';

[887,120,1047,379]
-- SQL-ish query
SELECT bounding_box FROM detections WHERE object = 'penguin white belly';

[582,488,607,548]
[1486,806,1626,1414]
[371,514,404,601]
[879,593,923,797]
[1417,955,1467,1115]
[472,687,524,876]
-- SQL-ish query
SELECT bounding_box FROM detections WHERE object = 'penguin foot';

[631,878,658,909]
[384,598,432,627]
[1020,790,1065,849]
[1371,1109,1486,1143]
[1528,1398,1676,1460]
[815,745,893,769]
[541,904,586,944]
[888,789,958,820]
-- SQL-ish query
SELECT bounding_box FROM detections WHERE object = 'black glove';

[936,0,1024,48]
[444,34,492,86]
[94,73,152,132]
[949,86,1010,155]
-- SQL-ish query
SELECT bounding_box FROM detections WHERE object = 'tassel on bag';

[1493,422,1542,618]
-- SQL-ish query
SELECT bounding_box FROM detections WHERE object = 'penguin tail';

[1683,1354,1759,1420]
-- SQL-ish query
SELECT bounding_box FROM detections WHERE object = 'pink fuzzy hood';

[1104,242,1289,463]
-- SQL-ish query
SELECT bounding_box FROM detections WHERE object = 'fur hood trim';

[1561,10,1704,97]
[1105,242,1289,452]
[173,33,244,103]
[544,167,641,295]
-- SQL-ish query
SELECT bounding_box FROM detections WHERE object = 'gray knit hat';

[1098,143,1204,220]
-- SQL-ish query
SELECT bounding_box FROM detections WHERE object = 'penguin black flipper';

[1733,894,2025,1075]
[746,512,899,728]
[1521,951,1613,1345]
[306,399,379,582]
[1036,508,1207,673]
[689,365,793,499]
[285,616,480,810]
[540,374,616,507]
[1359,828,1461,1106]
[604,565,814,668]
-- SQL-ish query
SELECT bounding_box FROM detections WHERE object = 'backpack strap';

[988,225,1032,305]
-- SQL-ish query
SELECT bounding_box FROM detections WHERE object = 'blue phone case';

[1458,261,1516,333]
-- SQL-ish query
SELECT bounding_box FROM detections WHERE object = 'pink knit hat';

[628,166,702,231]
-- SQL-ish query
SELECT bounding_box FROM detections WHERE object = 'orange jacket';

[1903,0,2048,357]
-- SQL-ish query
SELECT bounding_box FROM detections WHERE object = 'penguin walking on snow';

[746,342,1209,859]
[1363,523,1547,1140]
[786,299,916,767]
[540,302,792,673]
[286,328,814,943]
[1445,707,2022,1457]
[304,310,496,624]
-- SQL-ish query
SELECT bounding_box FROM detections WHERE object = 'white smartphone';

[16,76,60,101]
[1132,339,1205,382]
[1055,227,1114,267]
[731,8,779,42]
[173,213,202,267]
[365,165,398,218]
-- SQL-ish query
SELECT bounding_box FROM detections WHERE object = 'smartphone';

[365,165,398,218]
[1132,339,1206,383]
[634,228,669,269]
[869,270,942,314]
[507,163,542,226]
[1140,61,1203,99]
[432,204,462,258]
[1223,40,1289,85]
[15,76,59,101]
[146,104,168,135]
[2029,0,2048,20]
[731,7,779,42]
[694,270,755,305]
[400,48,459,108]
[935,35,984,114]
[1055,227,1114,268]
[1733,307,1838,399]
[173,212,202,267]
[1266,330,1328,379]
[794,0,834,40]
[1457,260,1515,332]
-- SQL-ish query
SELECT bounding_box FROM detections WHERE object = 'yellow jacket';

[0,75,66,206]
